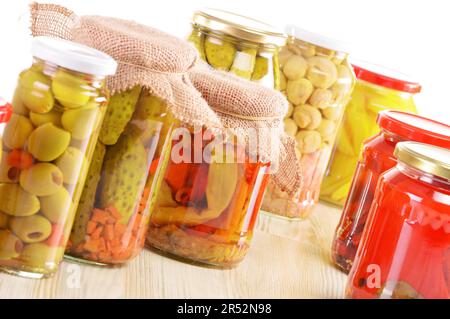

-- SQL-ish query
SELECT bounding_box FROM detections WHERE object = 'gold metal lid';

[192,8,287,46]
[395,142,450,180]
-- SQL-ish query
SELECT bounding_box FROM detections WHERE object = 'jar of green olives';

[189,8,287,89]
[262,26,355,219]
[0,36,117,278]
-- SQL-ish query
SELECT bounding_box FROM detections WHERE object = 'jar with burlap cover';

[146,65,302,267]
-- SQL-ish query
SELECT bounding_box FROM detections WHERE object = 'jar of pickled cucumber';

[321,62,421,206]
[262,25,355,219]
[65,89,175,265]
[188,8,286,89]
[0,36,117,278]
[0,99,13,162]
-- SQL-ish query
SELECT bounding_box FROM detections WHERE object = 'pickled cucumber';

[99,86,142,145]
[99,134,148,224]
[55,147,87,185]
[188,29,206,61]
[27,123,70,161]
[0,184,40,217]
[61,104,100,140]
[52,69,90,109]
[18,69,54,113]
[230,48,257,80]
[0,230,23,260]
[3,114,34,149]
[204,36,236,71]
[19,163,63,196]
[40,187,72,223]
[251,56,269,81]
[70,142,106,245]
[9,215,52,244]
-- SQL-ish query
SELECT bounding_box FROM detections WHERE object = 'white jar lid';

[285,24,351,53]
[31,36,117,76]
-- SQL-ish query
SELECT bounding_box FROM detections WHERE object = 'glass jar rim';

[352,62,421,93]
[377,110,450,149]
[31,36,117,77]
[192,8,286,46]
[395,142,450,180]
[285,24,351,53]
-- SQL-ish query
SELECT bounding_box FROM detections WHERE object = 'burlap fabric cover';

[189,66,302,194]
[29,2,220,129]
[29,2,302,195]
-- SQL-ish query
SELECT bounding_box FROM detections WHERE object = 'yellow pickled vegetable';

[320,74,419,206]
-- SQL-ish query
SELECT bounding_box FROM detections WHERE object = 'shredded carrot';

[91,209,110,225]
[105,224,114,241]
[86,221,97,235]
[106,206,122,221]
[91,225,104,240]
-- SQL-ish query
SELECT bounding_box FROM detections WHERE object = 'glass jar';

[347,142,450,299]
[262,25,355,219]
[146,127,270,267]
[321,63,421,206]
[188,8,286,89]
[0,36,117,278]
[332,110,450,273]
[0,99,13,161]
[65,89,174,265]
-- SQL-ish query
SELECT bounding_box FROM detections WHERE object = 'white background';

[0,0,449,123]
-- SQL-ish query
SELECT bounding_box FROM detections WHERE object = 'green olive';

[11,89,29,116]
[61,104,100,140]
[27,123,71,162]
[20,163,64,196]
[3,114,34,149]
[55,147,86,184]
[52,69,91,109]
[29,110,62,127]
[18,69,54,113]
[19,243,64,269]
[0,153,21,183]
[204,36,236,71]
[40,187,72,223]
[0,184,40,217]
[9,215,52,244]
[0,229,23,260]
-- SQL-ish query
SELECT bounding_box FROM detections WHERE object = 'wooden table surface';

[0,203,346,299]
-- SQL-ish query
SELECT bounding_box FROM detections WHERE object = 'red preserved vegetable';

[346,142,450,299]
[332,111,450,273]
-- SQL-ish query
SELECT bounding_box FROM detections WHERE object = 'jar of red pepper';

[346,142,450,299]
[332,110,450,273]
